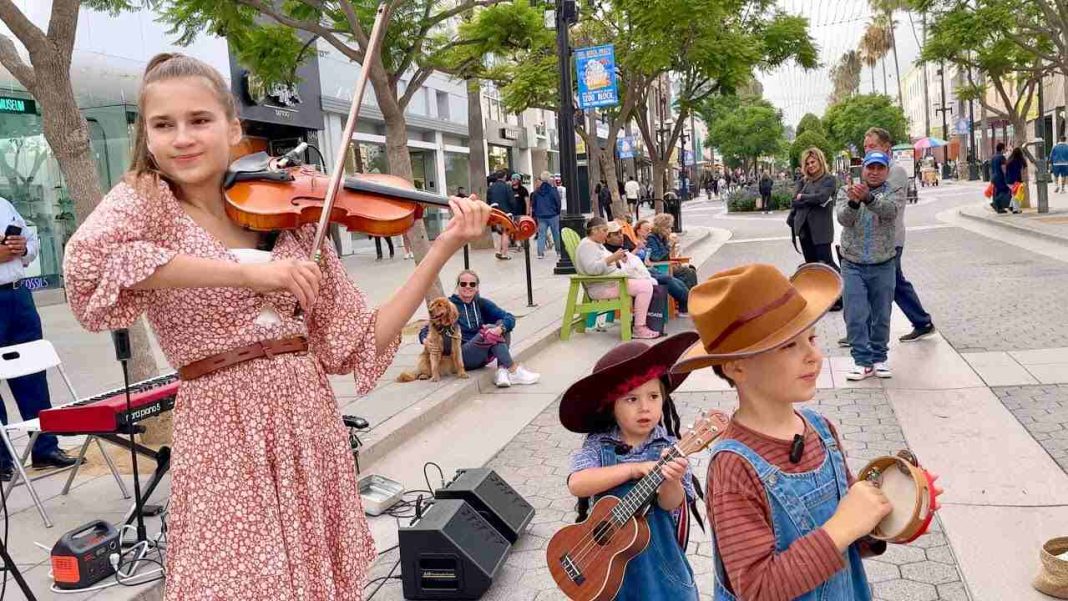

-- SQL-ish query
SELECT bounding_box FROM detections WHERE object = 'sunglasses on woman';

[458,281,479,288]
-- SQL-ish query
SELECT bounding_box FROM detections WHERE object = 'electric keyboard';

[38,373,179,434]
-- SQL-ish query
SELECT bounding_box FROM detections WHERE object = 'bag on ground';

[645,284,670,334]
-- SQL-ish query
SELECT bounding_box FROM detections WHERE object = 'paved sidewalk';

[959,181,1068,244]
[0,224,726,600]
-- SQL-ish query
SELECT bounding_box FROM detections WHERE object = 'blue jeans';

[842,259,896,366]
[0,287,59,466]
[651,271,688,312]
[459,332,513,370]
[894,246,932,329]
[536,215,561,257]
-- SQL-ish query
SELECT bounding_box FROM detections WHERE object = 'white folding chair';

[0,340,129,527]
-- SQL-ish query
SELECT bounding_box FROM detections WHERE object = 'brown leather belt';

[178,336,308,381]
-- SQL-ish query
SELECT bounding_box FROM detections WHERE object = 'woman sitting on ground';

[606,222,689,316]
[419,270,540,388]
[645,214,698,289]
[575,217,659,339]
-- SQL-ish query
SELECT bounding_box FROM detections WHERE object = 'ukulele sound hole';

[593,520,614,545]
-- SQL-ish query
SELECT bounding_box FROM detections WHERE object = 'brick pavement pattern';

[993,384,1068,474]
[368,388,969,600]
[702,228,1068,355]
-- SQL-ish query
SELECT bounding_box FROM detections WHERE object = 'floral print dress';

[63,179,399,600]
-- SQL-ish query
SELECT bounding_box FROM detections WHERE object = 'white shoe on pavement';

[509,366,540,385]
[495,367,512,388]
[846,362,875,381]
[874,362,892,379]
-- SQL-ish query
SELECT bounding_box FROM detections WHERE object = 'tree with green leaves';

[829,50,862,105]
[870,0,908,108]
[916,0,1049,152]
[795,113,825,139]
[159,0,510,301]
[823,94,908,154]
[705,97,785,172]
[789,129,835,169]
[479,0,816,213]
[0,1,164,441]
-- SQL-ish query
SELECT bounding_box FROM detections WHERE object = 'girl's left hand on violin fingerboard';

[439,195,491,250]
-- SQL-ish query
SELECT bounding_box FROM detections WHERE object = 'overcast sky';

[757,0,925,128]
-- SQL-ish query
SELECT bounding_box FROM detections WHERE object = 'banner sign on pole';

[617,136,635,158]
[955,118,970,135]
[575,45,619,109]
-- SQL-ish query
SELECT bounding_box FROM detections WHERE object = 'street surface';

[4,180,1068,601]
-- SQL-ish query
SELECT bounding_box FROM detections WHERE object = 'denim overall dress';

[709,408,872,601]
[595,439,699,600]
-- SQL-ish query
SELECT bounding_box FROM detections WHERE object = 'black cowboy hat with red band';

[559,332,701,433]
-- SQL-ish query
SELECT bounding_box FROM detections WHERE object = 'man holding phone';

[1,196,78,482]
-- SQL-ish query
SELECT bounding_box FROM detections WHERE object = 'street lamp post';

[936,63,952,179]
[1036,79,1049,214]
[550,0,581,275]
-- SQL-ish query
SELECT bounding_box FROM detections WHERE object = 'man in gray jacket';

[837,150,898,381]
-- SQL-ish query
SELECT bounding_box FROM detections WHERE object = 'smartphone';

[2,224,21,244]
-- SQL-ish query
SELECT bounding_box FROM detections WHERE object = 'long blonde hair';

[800,147,828,180]
[651,213,674,238]
[126,53,239,193]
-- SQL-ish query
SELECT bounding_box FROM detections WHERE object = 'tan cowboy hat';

[559,332,699,433]
[671,263,842,374]
[1035,537,1068,598]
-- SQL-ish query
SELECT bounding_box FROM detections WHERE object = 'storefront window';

[444,151,469,196]
[488,144,512,175]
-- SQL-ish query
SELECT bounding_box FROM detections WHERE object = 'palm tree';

[830,50,862,104]
[859,19,891,96]
[870,0,908,107]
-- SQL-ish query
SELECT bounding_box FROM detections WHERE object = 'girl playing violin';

[62,53,490,600]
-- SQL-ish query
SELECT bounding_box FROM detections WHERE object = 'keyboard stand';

[97,433,172,530]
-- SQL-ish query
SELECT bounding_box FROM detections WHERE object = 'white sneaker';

[509,366,540,385]
[495,368,512,388]
[874,362,892,378]
[846,362,875,381]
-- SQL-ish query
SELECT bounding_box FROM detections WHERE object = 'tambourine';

[857,450,939,544]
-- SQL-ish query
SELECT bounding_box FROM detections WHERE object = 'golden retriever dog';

[397,297,467,382]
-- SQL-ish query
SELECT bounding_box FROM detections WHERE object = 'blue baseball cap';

[863,150,890,167]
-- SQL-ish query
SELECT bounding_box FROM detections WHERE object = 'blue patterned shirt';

[569,424,696,501]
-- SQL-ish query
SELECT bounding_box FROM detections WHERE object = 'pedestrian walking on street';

[488,170,515,259]
[836,150,899,380]
[758,171,774,214]
[863,128,938,344]
[531,171,562,258]
[1050,136,1068,193]
[562,332,704,600]
[0,196,80,483]
[598,179,614,221]
[594,181,613,221]
[990,142,1011,214]
[625,175,640,216]
[61,53,493,601]
[670,263,898,601]
[511,172,531,216]
[1006,147,1027,214]
[789,147,842,311]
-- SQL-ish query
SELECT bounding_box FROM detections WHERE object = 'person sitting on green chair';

[575,217,660,339]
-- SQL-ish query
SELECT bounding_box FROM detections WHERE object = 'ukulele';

[546,410,730,601]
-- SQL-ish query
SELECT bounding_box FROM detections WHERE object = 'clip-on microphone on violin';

[274,142,309,169]
[112,329,149,546]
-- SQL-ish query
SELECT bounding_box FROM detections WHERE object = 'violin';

[220,4,534,262]
[223,151,537,240]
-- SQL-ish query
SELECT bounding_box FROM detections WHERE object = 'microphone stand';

[112,329,148,545]
[0,481,36,600]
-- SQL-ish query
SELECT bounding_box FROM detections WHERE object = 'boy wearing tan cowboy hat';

[671,263,891,600]
[561,332,704,600]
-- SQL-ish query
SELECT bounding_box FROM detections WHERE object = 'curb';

[958,206,1068,246]
[356,226,717,468]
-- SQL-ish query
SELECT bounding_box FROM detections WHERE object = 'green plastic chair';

[560,228,632,341]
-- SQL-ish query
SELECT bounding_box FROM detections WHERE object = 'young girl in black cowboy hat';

[561,332,703,600]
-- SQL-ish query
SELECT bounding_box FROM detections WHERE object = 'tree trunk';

[651,161,668,213]
[890,21,904,108]
[25,39,164,440]
[882,58,888,96]
[373,75,445,303]
[871,67,876,95]
[465,79,494,250]
[586,110,603,215]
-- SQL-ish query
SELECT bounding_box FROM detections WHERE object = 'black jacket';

[488,180,515,214]
[789,174,837,245]
[758,175,773,194]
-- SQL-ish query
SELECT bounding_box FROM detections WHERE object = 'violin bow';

[309,3,390,262]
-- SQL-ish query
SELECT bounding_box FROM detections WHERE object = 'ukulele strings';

[566,446,684,570]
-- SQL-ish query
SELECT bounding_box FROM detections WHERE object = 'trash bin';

[981,160,990,182]
[664,192,682,233]
[968,160,980,181]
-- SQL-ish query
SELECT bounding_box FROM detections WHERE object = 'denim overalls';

[709,408,872,601]
[595,439,699,600]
